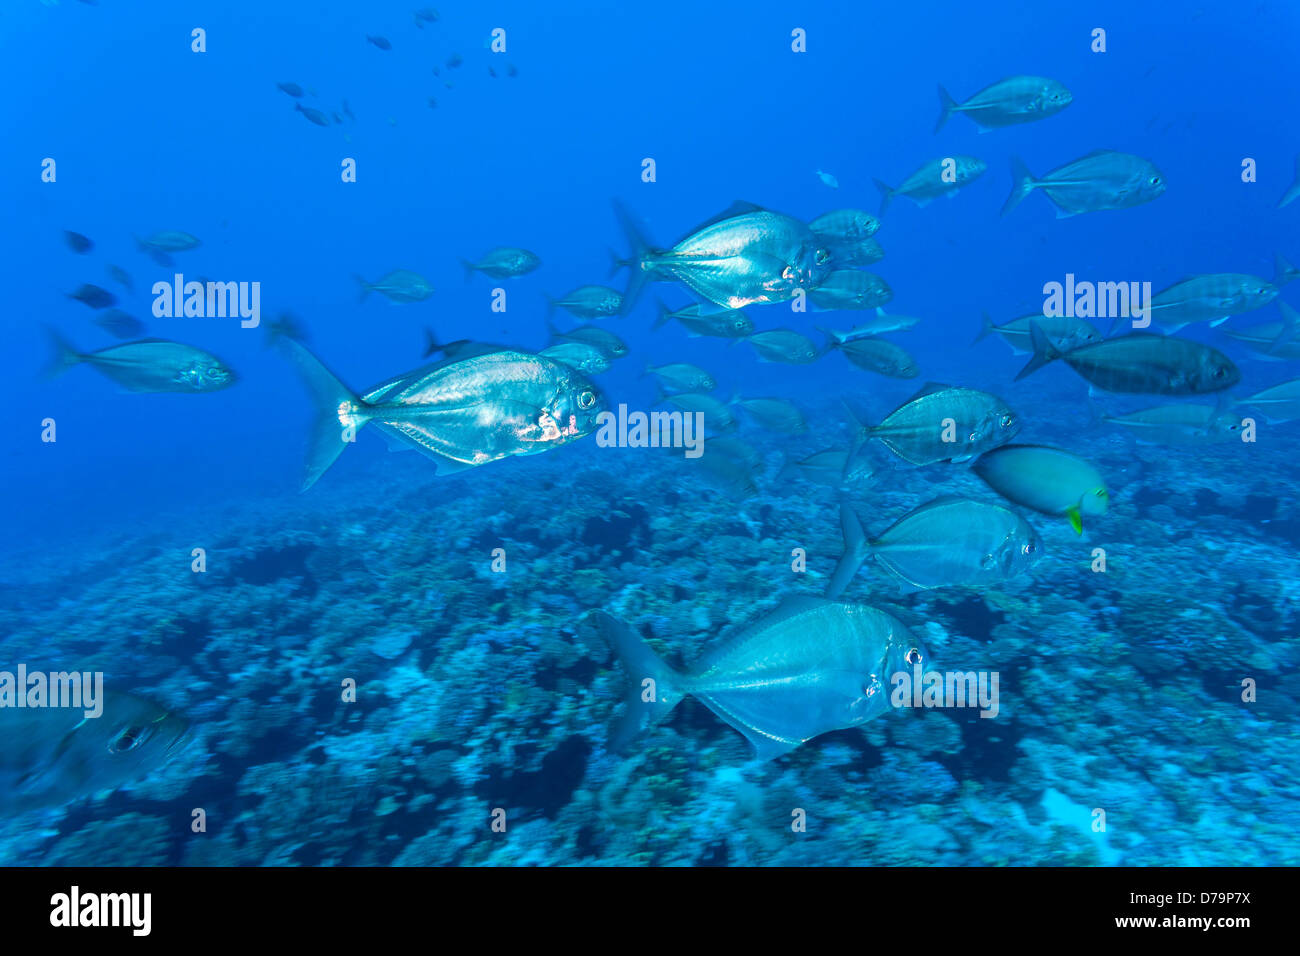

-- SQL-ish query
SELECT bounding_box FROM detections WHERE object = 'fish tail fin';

[459,258,476,283]
[1001,156,1038,217]
[545,317,562,342]
[280,338,369,491]
[974,311,996,344]
[816,325,841,350]
[422,327,442,359]
[935,84,958,133]
[1016,320,1062,381]
[872,178,895,217]
[652,298,672,330]
[825,500,870,599]
[613,200,653,315]
[42,326,82,380]
[584,611,684,754]
[352,274,371,303]
[1273,251,1298,286]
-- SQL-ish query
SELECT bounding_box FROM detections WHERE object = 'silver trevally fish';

[1002,150,1166,218]
[546,321,628,358]
[1221,301,1300,360]
[136,230,201,253]
[586,596,926,761]
[545,284,623,320]
[826,236,886,267]
[1280,153,1300,209]
[654,391,735,431]
[821,310,920,341]
[1133,273,1278,334]
[935,75,1072,133]
[642,362,716,393]
[354,269,434,303]
[1103,403,1245,444]
[827,335,918,378]
[972,444,1109,534]
[282,338,606,489]
[782,447,878,489]
[1240,378,1300,421]
[827,497,1042,598]
[653,301,754,338]
[746,329,821,364]
[809,270,894,311]
[809,209,880,243]
[731,396,806,433]
[45,329,237,393]
[975,311,1101,355]
[0,690,191,814]
[461,247,542,279]
[874,156,987,215]
[1018,323,1240,394]
[539,342,611,375]
[851,383,1020,465]
[614,200,832,311]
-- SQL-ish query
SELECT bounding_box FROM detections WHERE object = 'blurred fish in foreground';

[0,690,191,814]
[63,230,93,253]
[586,597,925,761]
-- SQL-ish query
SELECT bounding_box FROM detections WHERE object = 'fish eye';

[1150,176,1162,186]
[815,249,832,264]
[110,726,147,754]
[1000,414,1013,427]
[905,648,923,665]
[1095,489,1108,498]
[1022,541,1036,555]
[577,390,596,409]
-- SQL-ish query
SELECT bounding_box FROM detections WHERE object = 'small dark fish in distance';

[64,231,94,253]
[67,284,116,309]
[94,309,146,339]
[367,35,392,51]
[276,82,304,98]
[295,103,331,126]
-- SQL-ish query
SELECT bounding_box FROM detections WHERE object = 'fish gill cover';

[0,0,1297,870]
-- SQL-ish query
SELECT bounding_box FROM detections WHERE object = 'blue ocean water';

[2,0,1297,865]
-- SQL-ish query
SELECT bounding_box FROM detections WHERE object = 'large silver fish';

[874,156,987,215]
[1221,302,1300,360]
[827,497,1042,598]
[935,75,1072,132]
[1002,150,1166,218]
[283,339,606,489]
[45,329,237,393]
[615,201,831,311]
[852,383,1020,465]
[587,596,925,761]
[0,690,191,813]
[1018,323,1240,394]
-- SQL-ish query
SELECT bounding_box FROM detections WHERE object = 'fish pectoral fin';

[1067,507,1083,535]
[372,423,478,475]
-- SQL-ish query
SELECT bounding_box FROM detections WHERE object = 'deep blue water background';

[5,0,1297,545]
[2,0,1298,867]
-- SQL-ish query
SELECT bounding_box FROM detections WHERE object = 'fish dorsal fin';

[678,200,767,240]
